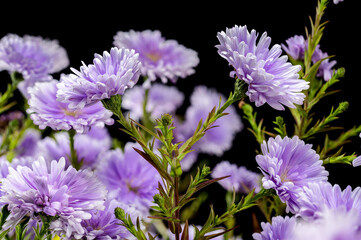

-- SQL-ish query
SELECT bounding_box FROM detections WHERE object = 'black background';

[1,0,360,239]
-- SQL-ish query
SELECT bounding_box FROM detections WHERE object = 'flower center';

[280,171,290,182]
[62,108,82,117]
[126,181,140,194]
[145,52,161,62]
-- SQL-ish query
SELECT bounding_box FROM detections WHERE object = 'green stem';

[174,176,180,240]
[0,72,23,114]
[68,129,81,170]
[142,88,154,142]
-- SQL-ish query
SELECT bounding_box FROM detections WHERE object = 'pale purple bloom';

[353,156,361,167]
[122,83,184,120]
[179,86,243,157]
[312,45,337,81]
[39,127,112,168]
[27,80,114,133]
[0,111,24,128]
[113,29,199,84]
[334,0,344,4]
[297,181,361,221]
[211,161,261,194]
[216,25,308,110]
[281,35,306,61]
[252,216,297,240]
[0,156,35,205]
[96,142,160,209]
[56,47,141,109]
[72,199,144,240]
[256,136,329,213]
[0,34,69,97]
[15,128,41,158]
[0,157,107,237]
[294,208,361,240]
[282,35,337,81]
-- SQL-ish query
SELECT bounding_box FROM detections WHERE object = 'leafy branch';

[193,188,275,240]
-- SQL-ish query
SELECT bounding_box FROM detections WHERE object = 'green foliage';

[0,72,23,114]
[114,207,156,240]
[241,103,266,145]
[273,116,287,138]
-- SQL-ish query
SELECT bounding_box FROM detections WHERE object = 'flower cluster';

[0,1,359,239]
[282,35,337,81]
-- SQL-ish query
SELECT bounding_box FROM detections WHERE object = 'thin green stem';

[174,176,180,240]
[142,88,155,142]
[68,129,81,170]
[0,72,23,114]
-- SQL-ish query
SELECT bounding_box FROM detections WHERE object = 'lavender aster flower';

[281,35,306,61]
[333,0,344,4]
[73,199,144,240]
[0,34,69,97]
[180,86,243,156]
[39,127,112,168]
[312,45,337,81]
[0,156,35,205]
[294,208,361,240]
[282,35,337,81]
[216,25,308,110]
[15,128,41,158]
[27,80,114,133]
[122,83,184,120]
[211,161,261,194]
[96,142,160,209]
[56,47,141,109]
[353,156,361,167]
[0,157,107,237]
[256,136,329,213]
[113,29,199,84]
[297,181,361,221]
[252,216,297,240]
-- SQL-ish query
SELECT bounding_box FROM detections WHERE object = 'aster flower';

[312,45,337,81]
[39,127,112,168]
[216,25,308,110]
[211,161,261,194]
[333,0,344,4]
[294,208,361,240]
[15,128,41,158]
[122,83,184,120]
[72,199,145,240]
[96,142,160,209]
[27,80,114,134]
[0,111,24,130]
[0,157,107,238]
[252,216,297,240]
[256,135,329,213]
[297,181,361,221]
[0,156,35,205]
[0,34,69,97]
[281,35,306,61]
[281,35,337,81]
[179,85,243,157]
[56,47,141,109]
[352,156,361,167]
[113,29,199,84]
